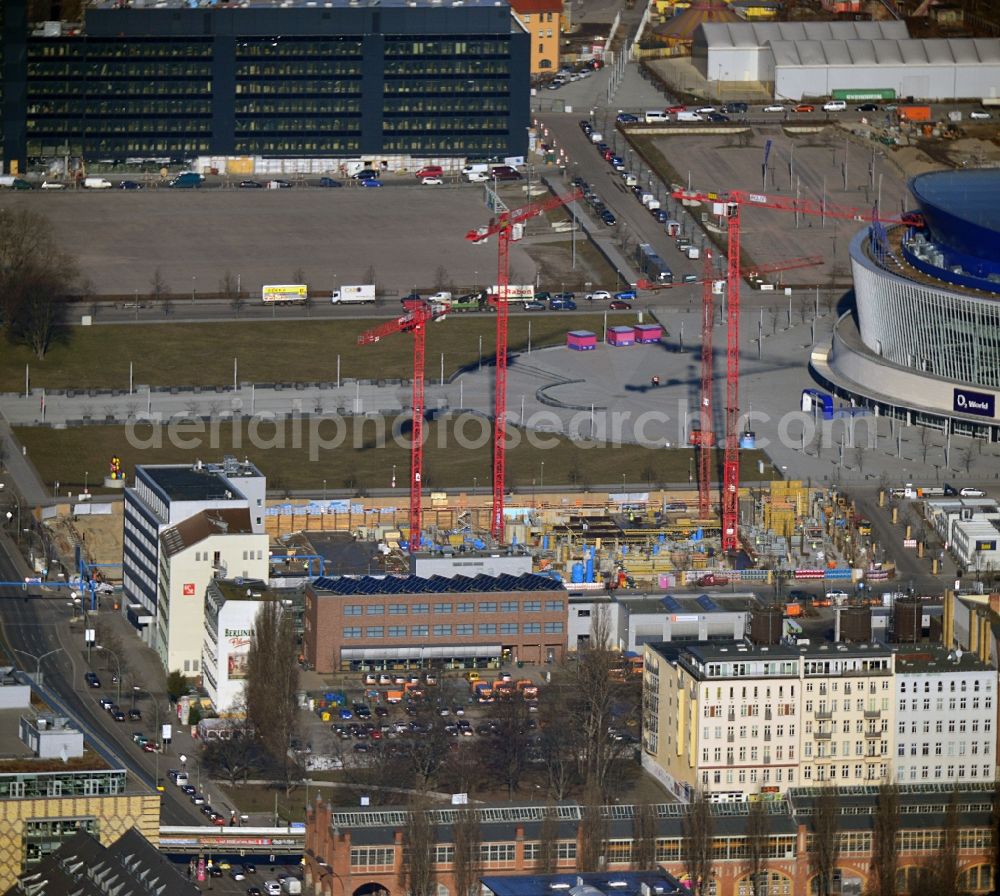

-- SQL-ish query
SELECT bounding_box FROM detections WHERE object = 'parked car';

[420,176,443,185]
[694,106,716,114]
[118,180,142,190]
[960,487,986,497]
[111,710,126,722]
[353,169,380,180]
[609,300,632,310]
[707,112,730,122]
[359,178,382,187]
[85,672,101,688]
[579,119,593,132]
[127,708,142,721]
[616,113,639,123]
[652,208,669,223]
[522,300,546,311]
[319,176,343,187]
[856,103,880,112]
[248,888,264,896]
[822,100,847,112]
[793,104,816,113]
[970,110,992,120]
[587,290,612,301]
[762,104,785,113]
[615,290,637,301]
[666,104,686,114]
[724,101,748,113]
[267,179,293,188]
[190,793,206,805]
[550,298,577,310]
[40,181,67,189]
[239,180,263,189]
[600,210,617,225]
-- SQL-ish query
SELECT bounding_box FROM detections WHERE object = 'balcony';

[864,708,881,719]
[815,708,833,720]
[864,729,882,739]
[815,730,832,740]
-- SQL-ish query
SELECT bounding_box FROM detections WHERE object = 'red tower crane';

[670,187,923,552]
[358,299,445,549]
[691,249,716,520]
[465,189,583,541]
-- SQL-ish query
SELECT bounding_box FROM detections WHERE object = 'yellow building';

[510,0,563,75]
[0,764,160,891]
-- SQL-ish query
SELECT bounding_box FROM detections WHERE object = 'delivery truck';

[897,105,932,123]
[330,284,376,304]
[83,177,112,189]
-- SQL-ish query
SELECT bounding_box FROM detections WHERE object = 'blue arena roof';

[310,572,565,596]
[910,169,1000,273]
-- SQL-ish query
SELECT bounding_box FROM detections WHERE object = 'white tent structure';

[693,21,1000,101]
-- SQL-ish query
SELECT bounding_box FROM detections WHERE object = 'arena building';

[813,169,1000,442]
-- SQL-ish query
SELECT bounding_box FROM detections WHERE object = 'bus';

[636,243,673,284]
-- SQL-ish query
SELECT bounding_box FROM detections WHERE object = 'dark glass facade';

[1,0,529,168]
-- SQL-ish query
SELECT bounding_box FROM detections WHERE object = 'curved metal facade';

[850,227,1000,390]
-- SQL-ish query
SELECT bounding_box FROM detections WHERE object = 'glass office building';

[1,0,529,169]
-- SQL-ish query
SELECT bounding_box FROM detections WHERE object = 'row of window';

[27,139,211,156]
[30,82,211,98]
[384,40,510,56]
[0,771,126,799]
[897,741,992,756]
[384,61,510,76]
[900,697,992,711]
[28,120,212,135]
[343,600,563,616]
[804,741,889,757]
[29,63,212,77]
[236,41,362,58]
[236,82,361,96]
[233,119,362,134]
[899,718,992,734]
[351,841,576,870]
[383,80,510,95]
[704,746,796,763]
[900,677,990,692]
[895,764,994,780]
[236,102,361,114]
[703,724,798,740]
[30,101,212,115]
[237,63,362,77]
[342,622,564,638]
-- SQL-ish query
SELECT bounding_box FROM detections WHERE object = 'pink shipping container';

[633,323,663,343]
[607,325,635,346]
[567,329,597,350]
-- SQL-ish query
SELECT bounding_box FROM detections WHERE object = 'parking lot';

[169,859,304,896]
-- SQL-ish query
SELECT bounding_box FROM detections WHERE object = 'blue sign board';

[953,387,995,418]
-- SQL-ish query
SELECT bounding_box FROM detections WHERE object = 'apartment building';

[893,646,995,785]
[644,638,997,800]
[643,641,804,802]
[122,458,266,668]
[509,0,563,74]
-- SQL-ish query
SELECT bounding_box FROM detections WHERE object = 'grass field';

[16,419,776,493]
[4,313,633,393]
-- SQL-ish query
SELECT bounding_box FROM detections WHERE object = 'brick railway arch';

[735,870,794,896]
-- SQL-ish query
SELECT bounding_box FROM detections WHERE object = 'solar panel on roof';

[661,596,683,612]
[696,595,718,611]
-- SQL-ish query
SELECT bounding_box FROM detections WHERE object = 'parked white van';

[676,111,704,122]
[644,110,669,124]
[822,100,847,112]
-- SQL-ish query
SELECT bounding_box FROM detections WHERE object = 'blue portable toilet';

[571,562,585,584]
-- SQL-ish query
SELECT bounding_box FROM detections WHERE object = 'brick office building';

[303,573,566,673]
[304,787,998,896]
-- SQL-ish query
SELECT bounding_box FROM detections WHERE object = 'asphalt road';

[0,531,207,825]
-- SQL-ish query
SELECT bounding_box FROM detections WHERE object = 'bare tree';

[746,798,770,896]
[199,712,262,786]
[451,808,482,896]
[0,207,80,358]
[244,600,300,785]
[631,800,658,871]
[869,781,899,896]
[220,270,244,316]
[487,693,532,796]
[809,786,841,896]
[681,789,714,896]
[149,267,169,304]
[292,267,306,285]
[931,787,961,895]
[958,444,976,475]
[577,777,608,872]
[398,795,436,896]
[852,445,865,473]
[537,804,559,874]
[434,264,452,292]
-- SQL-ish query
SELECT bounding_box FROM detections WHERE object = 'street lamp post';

[132,685,140,710]
[97,645,122,705]
[14,647,64,686]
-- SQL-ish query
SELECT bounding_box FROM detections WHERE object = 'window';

[481,843,516,865]
[545,600,563,612]
[456,602,474,613]
[411,625,429,637]
[411,603,429,615]
[351,847,395,870]
[456,624,473,636]
[500,601,519,613]
[479,602,497,613]
[388,603,407,615]
[343,627,362,639]
[388,625,406,637]
[432,624,452,636]
[433,602,452,614]
[500,623,518,635]
[479,623,497,635]
[523,622,541,634]
[544,621,563,633]
[344,605,362,616]
[366,626,384,638]
[433,845,454,864]
[523,601,541,612]
[366,604,384,615]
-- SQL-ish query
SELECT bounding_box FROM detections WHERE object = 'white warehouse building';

[693,21,1000,101]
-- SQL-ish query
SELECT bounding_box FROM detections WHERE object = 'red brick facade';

[304,579,567,674]
[303,798,996,896]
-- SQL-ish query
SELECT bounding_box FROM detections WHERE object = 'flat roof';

[212,579,271,602]
[310,572,564,596]
[894,644,993,674]
[143,466,246,502]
